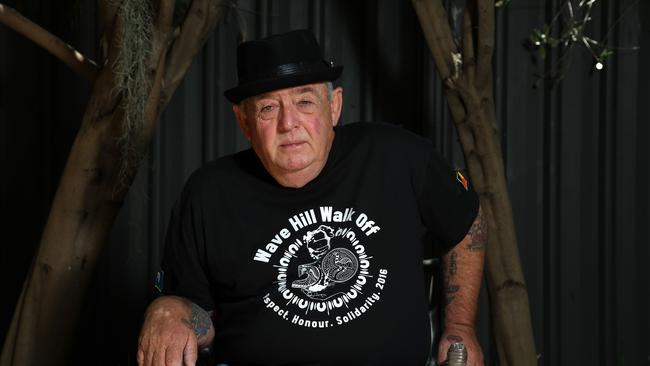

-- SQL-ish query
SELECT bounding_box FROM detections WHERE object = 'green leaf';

[599,48,614,60]
[530,28,550,47]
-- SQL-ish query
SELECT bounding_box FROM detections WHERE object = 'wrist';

[443,322,476,337]
[445,321,474,329]
[146,296,192,319]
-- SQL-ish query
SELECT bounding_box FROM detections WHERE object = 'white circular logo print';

[253,206,389,329]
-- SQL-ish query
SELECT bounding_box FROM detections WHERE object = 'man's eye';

[298,100,314,106]
[260,105,275,113]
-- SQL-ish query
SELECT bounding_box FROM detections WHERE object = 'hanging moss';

[113,0,153,186]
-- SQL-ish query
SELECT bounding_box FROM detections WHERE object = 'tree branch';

[161,0,226,106]
[143,43,171,139]
[411,0,457,83]
[136,0,173,85]
[98,0,123,38]
[475,0,495,90]
[413,1,538,364]
[0,2,99,82]
[157,0,175,36]
[462,6,476,85]
[449,94,486,190]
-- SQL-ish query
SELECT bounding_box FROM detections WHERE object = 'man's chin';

[274,154,314,171]
[278,161,312,173]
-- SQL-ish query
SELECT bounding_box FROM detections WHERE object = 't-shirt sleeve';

[160,184,215,311]
[417,147,479,255]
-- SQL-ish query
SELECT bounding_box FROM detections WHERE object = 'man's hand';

[437,323,483,366]
[438,206,486,366]
[137,296,214,366]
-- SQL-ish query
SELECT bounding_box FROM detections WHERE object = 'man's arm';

[137,295,215,366]
[437,205,486,366]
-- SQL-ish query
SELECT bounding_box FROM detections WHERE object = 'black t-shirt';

[161,122,479,365]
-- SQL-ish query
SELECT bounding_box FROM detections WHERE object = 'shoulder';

[181,149,255,198]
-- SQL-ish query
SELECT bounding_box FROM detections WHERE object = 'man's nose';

[278,103,300,132]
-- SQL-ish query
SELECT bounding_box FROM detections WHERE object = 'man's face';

[233,83,343,187]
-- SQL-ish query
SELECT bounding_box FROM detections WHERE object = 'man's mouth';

[280,141,306,149]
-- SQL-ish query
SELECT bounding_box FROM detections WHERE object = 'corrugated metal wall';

[1,0,648,365]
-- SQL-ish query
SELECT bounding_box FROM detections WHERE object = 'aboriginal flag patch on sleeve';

[455,169,469,191]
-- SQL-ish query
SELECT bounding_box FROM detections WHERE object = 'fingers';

[437,328,484,366]
[437,339,450,365]
[138,343,189,366]
[137,297,205,366]
[138,326,194,366]
[165,343,184,366]
[139,337,194,366]
[137,349,145,366]
[137,332,154,366]
[182,333,198,366]
[153,347,168,366]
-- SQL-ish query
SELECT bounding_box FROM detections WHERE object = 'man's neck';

[273,169,321,188]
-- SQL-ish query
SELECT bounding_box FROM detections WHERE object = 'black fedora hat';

[224,29,343,104]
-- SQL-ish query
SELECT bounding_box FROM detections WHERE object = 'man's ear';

[233,103,251,141]
[330,87,343,127]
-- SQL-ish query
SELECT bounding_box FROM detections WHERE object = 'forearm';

[442,206,486,329]
[145,295,215,347]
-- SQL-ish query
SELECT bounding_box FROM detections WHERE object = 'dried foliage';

[113,0,154,186]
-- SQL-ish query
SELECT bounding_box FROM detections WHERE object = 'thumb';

[182,335,198,366]
[437,340,450,364]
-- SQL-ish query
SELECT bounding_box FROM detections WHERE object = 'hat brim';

[224,66,343,104]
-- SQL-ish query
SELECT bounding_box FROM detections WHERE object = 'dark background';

[1,0,648,365]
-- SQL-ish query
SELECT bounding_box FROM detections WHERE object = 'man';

[138,29,485,366]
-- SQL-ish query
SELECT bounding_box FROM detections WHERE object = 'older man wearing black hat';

[138,30,485,366]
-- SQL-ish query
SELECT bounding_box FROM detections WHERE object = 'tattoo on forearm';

[182,302,212,339]
[466,207,487,252]
[444,250,460,305]
[445,284,460,306]
[450,251,457,275]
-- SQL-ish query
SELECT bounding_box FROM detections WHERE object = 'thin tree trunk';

[412,0,537,364]
[1,1,226,365]
[0,3,99,81]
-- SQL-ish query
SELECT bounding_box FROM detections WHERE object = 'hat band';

[240,60,331,84]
